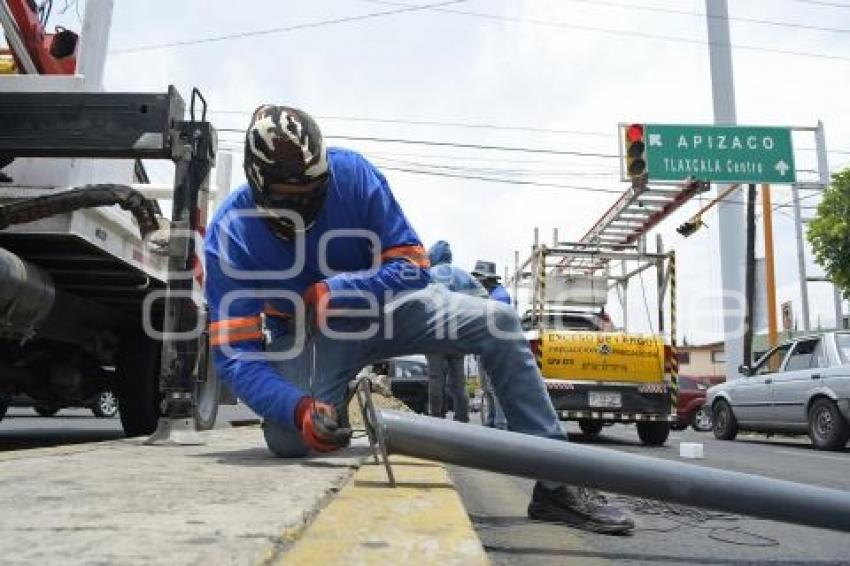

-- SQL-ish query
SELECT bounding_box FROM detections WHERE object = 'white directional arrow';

[775,160,790,177]
[649,133,663,147]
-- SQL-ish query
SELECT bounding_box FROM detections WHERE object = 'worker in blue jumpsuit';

[425,240,486,422]
[204,105,634,534]
[472,260,511,430]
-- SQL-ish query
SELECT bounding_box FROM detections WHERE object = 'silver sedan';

[705,331,850,451]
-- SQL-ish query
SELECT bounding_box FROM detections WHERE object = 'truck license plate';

[588,391,621,408]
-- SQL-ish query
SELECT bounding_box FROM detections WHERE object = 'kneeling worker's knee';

[263,420,310,458]
[487,301,521,336]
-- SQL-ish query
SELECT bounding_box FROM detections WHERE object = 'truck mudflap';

[545,380,674,421]
[557,410,675,422]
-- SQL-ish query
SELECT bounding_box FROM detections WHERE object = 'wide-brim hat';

[471,260,500,280]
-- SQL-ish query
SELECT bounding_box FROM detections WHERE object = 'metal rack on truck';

[507,165,709,444]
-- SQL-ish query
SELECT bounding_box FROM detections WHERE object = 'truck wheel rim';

[100,392,117,415]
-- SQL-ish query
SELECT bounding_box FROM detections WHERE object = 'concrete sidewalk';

[0,426,366,565]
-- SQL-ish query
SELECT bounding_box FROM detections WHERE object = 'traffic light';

[625,123,647,179]
[677,215,706,237]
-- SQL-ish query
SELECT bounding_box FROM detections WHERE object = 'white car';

[705,332,850,450]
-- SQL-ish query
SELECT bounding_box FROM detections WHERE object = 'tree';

[807,168,850,298]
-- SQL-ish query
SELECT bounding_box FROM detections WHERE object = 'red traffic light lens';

[626,124,644,143]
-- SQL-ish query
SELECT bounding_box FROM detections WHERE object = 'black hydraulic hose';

[376,409,850,532]
[0,184,159,238]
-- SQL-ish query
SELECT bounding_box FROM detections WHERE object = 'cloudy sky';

[51,0,850,344]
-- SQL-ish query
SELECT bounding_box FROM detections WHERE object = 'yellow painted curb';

[278,456,489,565]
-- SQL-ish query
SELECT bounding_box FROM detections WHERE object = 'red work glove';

[294,396,351,453]
[303,281,330,338]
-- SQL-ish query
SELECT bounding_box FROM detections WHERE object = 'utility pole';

[791,183,811,331]
[762,184,779,349]
[706,0,745,380]
[743,185,757,367]
[815,120,844,329]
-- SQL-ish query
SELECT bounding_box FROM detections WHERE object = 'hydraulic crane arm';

[1,0,78,74]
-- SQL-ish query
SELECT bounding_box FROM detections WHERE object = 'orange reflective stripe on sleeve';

[211,330,263,346]
[380,244,430,268]
[210,317,261,330]
[263,305,293,319]
[209,316,263,347]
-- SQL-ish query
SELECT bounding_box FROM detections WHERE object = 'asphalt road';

[0,404,261,452]
[450,421,850,566]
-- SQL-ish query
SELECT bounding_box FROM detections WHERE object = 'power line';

[217,143,828,209]
[217,129,621,158]
[795,0,850,7]
[372,156,619,177]
[105,0,850,61]
[376,166,624,193]
[774,190,823,211]
[362,0,850,63]
[108,0,466,55]
[208,109,612,137]
[213,116,850,156]
[550,0,850,34]
[697,187,823,212]
[367,150,615,165]
[220,134,850,183]
[217,142,614,166]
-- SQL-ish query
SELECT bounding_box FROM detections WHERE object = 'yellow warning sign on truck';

[541,331,665,383]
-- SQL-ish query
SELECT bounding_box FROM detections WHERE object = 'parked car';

[673,376,713,432]
[373,356,430,415]
[705,332,850,450]
[2,390,118,420]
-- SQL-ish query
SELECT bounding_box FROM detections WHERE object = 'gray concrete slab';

[0,425,369,565]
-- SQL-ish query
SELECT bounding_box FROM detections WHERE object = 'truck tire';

[712,400,738,441]
[637,421,670,446]
[808,398,850,451]
[34,405,60,417]
[0,397,8,422]
[578,419,603,437]
[193,343,220,431]
[115,332,162,437]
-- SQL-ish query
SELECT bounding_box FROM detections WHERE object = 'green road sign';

[642,124,796,184]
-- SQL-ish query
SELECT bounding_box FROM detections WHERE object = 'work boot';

[527,482,635,535]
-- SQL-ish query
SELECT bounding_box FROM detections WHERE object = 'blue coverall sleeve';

[205,233,306,428]
[323,155,431,306]
[490,285,512,305]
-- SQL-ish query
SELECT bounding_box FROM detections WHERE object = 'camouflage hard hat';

[243,104,329,192]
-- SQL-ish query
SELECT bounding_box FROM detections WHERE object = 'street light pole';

[743,184,757,366]
[706,0,745,380]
